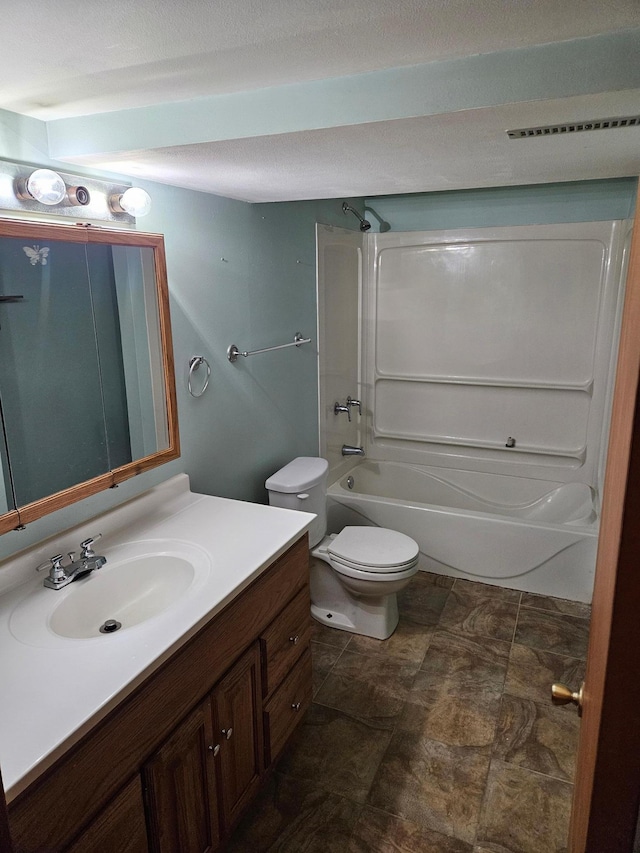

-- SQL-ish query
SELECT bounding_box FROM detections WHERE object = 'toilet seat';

[328,526,419,574]
[329,558,419,584]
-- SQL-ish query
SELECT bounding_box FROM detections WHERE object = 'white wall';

[362,222,629,490]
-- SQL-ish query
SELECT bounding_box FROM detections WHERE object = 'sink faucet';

[41,535,107,590]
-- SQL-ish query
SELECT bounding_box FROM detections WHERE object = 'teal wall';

[0,107,358,560]
[366,178,638,232]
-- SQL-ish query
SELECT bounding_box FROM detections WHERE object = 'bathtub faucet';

[342,444,365,457]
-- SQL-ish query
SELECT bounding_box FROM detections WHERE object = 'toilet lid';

[328,526,419,571]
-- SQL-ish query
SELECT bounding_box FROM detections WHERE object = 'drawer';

[263,648,312,764]
[260,585,311,698]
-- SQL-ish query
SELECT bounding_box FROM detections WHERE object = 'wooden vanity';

[8,534,312,852]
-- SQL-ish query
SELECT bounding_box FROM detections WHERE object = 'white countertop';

[0,474,313,801]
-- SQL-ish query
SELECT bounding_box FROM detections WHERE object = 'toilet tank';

[265,457,328,547]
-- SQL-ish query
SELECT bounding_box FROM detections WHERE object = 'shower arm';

[342,202,371,232]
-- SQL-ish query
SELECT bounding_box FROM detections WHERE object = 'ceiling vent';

[506,116,640,139]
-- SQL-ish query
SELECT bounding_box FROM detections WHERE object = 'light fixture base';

[0,159,137,223]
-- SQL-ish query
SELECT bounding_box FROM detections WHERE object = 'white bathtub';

[326,462,598,603]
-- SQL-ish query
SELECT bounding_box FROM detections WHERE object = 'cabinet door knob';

[208,743,220,757]
[222,727,233,740]
[291,702,301,711]
[289,635,299,645]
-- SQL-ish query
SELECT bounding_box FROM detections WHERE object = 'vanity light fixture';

[18,169,67,206]
[109,187,152,217]
[1,158,142,222]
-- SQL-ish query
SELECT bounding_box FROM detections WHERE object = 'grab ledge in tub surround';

[0,473,314,801]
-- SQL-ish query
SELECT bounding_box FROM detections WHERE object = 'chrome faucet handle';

[80,534,102,559]
[334,402,351,422]
[49,554,68,583]
[347,396,362,416]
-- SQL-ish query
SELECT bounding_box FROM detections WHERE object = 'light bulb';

[25,169,66,205]
[118,187,151,217]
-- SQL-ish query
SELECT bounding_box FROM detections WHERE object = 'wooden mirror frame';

[0,219,179,535]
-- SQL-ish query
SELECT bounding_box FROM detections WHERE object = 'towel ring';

[188,356,211,398]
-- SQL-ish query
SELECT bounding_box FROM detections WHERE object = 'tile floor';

[227,572,590,853]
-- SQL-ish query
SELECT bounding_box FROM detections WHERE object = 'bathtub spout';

[342,444,365,457]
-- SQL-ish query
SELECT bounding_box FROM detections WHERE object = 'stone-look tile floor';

[227,573,589,853]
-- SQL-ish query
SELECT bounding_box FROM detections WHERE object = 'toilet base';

[311,597,399,640]
[309,557,401,640]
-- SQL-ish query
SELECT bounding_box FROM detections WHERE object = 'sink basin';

[10,540,211,646]
[50,554,196,639]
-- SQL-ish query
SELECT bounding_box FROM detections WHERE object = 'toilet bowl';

[266,457,419,640]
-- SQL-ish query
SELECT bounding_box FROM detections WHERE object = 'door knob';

[222,727,233,740]
[551,682,584,715]
[208,743,220,757]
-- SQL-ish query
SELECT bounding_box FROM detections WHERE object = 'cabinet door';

[214,643,263,832]
[65,776,148,853]
[144,697,221,853]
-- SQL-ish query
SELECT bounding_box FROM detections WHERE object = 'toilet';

[265,457,419,640]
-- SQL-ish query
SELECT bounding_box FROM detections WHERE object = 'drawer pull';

[208,743,221,757]
[291,702,302,711]
[289,635,300,645]
[222,727,233,740]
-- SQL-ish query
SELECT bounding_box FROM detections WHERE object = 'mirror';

[0,219,179,533]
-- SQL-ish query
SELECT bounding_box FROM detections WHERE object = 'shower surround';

[317,219,631,602]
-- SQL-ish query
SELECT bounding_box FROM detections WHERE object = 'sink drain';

[99,619,122,634]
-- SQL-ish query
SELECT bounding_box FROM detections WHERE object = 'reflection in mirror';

[0,221,178,532]
[0,237,110,507]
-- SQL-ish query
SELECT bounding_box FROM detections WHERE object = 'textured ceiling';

[75,91,640,203]
[1,1,639,201]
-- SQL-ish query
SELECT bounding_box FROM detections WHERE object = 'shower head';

[342,202,371,232]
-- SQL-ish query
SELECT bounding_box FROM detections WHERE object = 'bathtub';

[326,462,598,603]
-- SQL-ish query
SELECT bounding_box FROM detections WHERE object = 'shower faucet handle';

[334,402,351,422]
[347,396,362,416]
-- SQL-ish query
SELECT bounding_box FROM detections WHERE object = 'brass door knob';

[551,682,584,714]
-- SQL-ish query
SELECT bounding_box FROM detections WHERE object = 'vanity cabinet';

[7,535,311,853]
[144,643,263,852]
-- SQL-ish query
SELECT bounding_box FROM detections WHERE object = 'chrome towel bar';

[227,332,311,363]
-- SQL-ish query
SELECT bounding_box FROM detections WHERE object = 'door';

[144,697,221,853]
[568,183,640,852]
[214,642,263,833]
